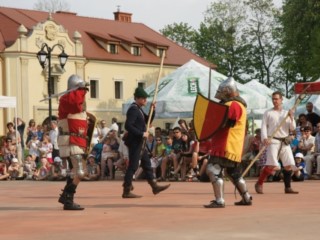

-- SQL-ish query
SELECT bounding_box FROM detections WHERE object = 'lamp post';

[37,43,68,123]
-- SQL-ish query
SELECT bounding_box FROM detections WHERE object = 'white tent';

[0,95,18,141]
[123,60,273,118]
[0,96,17,108]
[244,79,290,118]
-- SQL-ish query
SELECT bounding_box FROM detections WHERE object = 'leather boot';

[148,179,170,195]
[122,185,142,198]
[62,183,84,210]
[285,187,299,194]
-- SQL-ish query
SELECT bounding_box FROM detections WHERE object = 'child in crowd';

[292,152,306,181]
[8,158,21,180]
[0,158,10,180]
[49,157,67,181]
[33,157,50,180]
[113,136,129,176]
[39,134,53,164]
[150,137,166,178]
[23,154,37,180]
[158,136,174,181]
[83,155,100,181]
[100,137,114,179]
[27,133,40,163]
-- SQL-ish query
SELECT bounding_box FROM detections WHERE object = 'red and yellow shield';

[193,93,229,141]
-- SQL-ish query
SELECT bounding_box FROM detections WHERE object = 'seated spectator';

[159,127,183,181]
[33,157,50,180]
[299,126,315,178]
[311,122,320,179]
[113,135,129,175]
[193,139,212,182]
[23,154,37,180]
[290,130,300,155]
[150,136,166,178]
[242,128,261,177]
[296,114,312,141]
[91,141,103,164]
[49,157,66,181]
[0,158,10,180]
[39,134,53,164]
[100,136,114,180]
[2,137,16,167]
[134,133,156,180]
[8,158,21,180]
[291,152,305,181]
[178,132,197,181]
[158,136,174,181]
[170,131,195,181]
[83,155,100,181]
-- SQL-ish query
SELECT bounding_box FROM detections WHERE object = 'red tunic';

[58,89,88,149]
[58,89,86,119]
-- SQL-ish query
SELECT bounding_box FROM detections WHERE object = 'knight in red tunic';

[57,74,89,210]
[203,77,253,208]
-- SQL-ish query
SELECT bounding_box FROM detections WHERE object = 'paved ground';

[0,179,319,240]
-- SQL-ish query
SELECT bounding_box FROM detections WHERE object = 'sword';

[39,82,90,102]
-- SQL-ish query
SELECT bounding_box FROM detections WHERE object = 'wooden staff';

[241,91,308,178]
[140,51,166,156]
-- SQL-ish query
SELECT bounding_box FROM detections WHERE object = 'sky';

[0,0,282,32]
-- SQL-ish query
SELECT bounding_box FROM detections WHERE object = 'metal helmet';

[67,74,86,90]
[215,77,238,100]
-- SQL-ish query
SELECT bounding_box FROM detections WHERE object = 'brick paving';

[0,179,319,240]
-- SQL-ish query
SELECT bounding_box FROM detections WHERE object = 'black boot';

[122,184,142,198]
[60,183,84,210]
[148,179,170,195]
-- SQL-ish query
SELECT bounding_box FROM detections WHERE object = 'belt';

[273,137,286,141]
[60,131,87,140]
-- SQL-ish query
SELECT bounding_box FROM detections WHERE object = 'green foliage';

[280,0,320,82]
[160,22,196,51]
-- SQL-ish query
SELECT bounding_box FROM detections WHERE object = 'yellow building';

[0,7,212,134]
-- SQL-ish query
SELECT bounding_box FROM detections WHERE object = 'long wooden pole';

[241,92,307,178]
[140,51,166,156]
[146,51,166,130]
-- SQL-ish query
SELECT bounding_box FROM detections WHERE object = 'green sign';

[187,77,200,94]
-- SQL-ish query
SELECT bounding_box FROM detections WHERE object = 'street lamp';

[37,43,68,123]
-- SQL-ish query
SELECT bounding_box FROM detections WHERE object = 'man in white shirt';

[97,120,110,142]
[110,117,119,132]
[255,91,298,194]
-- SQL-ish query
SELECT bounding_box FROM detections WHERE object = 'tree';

[160,22,196,51]
[193,0,252,82]
[243,0,282,88]
[280,0,320,82]
[33,0,70,13]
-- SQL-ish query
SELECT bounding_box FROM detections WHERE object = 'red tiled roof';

[0,7,215,67]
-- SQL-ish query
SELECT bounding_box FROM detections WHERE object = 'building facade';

[0,7,212,133]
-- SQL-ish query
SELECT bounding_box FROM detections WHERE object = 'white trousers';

[265,139,295,167]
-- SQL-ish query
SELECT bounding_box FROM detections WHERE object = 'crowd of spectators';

[1,101,320,183]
